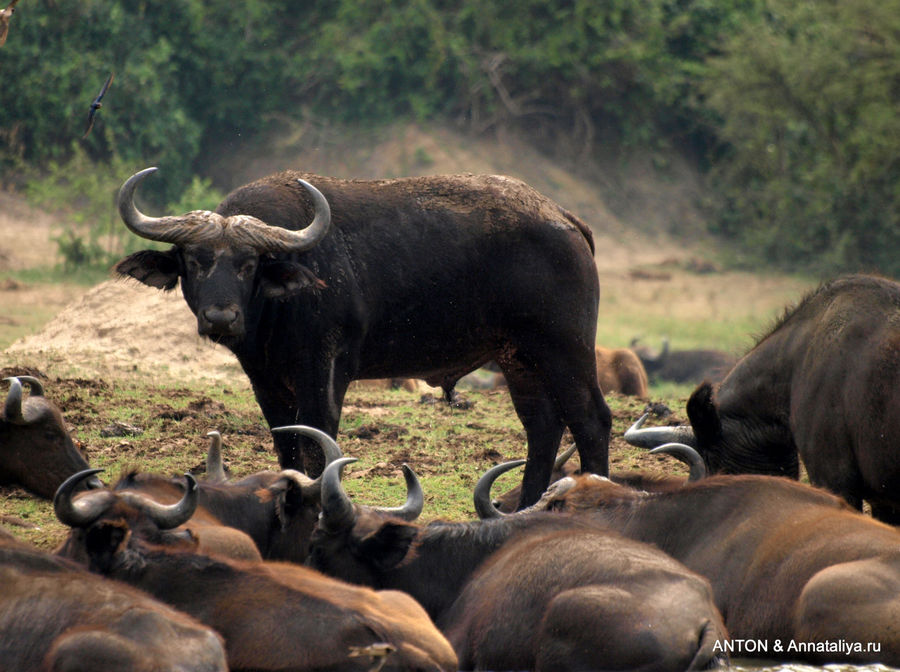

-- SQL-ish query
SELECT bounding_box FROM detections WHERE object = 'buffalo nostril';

[199,306,242,336]
[202,307,238,326]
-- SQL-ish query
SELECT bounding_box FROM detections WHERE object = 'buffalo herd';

[4,167,900,670]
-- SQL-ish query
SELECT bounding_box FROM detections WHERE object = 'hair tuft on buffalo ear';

[114,250,180,290]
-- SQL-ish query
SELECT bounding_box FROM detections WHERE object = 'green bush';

[2,0,899,275]
[23,149,222,270]
[699,0,900,275]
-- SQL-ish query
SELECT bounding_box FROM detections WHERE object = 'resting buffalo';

[626,275,900,522]
[114,168,611,508]
[594,345,649,398]
[0,528,227,671]
[307,455,728,671]
[490,443,702,514]
[54,468,263,563]
[508,462,900,667]
[630,338,736,384]
[1,376,97,498]
[113,426,342,562]
[441,527,726,671]
[54,475,458,672]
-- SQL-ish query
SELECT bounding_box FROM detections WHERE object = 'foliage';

[700,0,900,275]
[1,0,899,274]
[22,148,221,271]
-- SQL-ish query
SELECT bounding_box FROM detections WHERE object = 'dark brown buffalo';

[516,464,900,666]
[114,168,611,508]
[442,528,726,671]
[53,475,458,672]
[630,338,736,384]
[1,376,97,498]
[307,457,728,671]
[0,528,228,671]
[113,425,341,562]
[626,275,900,522]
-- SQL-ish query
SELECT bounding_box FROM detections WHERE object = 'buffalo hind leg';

[523,345,612,479]
[502,364,568,509]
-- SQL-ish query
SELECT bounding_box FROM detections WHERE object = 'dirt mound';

[5,280,246,385]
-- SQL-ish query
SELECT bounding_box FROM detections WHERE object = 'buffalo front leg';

[533,346,612,478]
[250,368,348,477]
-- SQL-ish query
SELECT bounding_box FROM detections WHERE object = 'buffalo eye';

[237,258,258,278]
[185,256,203,275]
[183,250,214,277]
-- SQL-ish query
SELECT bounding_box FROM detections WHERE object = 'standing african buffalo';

[501,462,900,667]
[626,274,900,522]
[114,168,610,508]
[1,376,98,498]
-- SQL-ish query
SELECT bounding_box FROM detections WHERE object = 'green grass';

[0,371,693,551]
[10,265,112,286]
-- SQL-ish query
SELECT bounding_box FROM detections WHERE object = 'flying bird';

[0,0,21,48]
[83,72,114,138]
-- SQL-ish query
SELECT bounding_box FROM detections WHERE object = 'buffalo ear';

[115,250,180,290]
[85,521,128,574]
[357,521,418,572]
[686,382,722,445]
[258,261,326,299]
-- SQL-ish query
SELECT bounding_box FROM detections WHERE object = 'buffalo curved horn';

[554,443,577,470]
[118,474,199,530]
[226,178,332,254]
[473,459,526,520]
[319,457,359,532]
[54,469,117,528]
[12,375,44,396]
[205,430,227,483]
[271,425,343,466]
[649,442,707,482]
[3,377,24,424]
[117,167,224,246]
[271,424,344,497]
[372,464,424,522]
[624,412,697,449]
[118,168,332,253]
